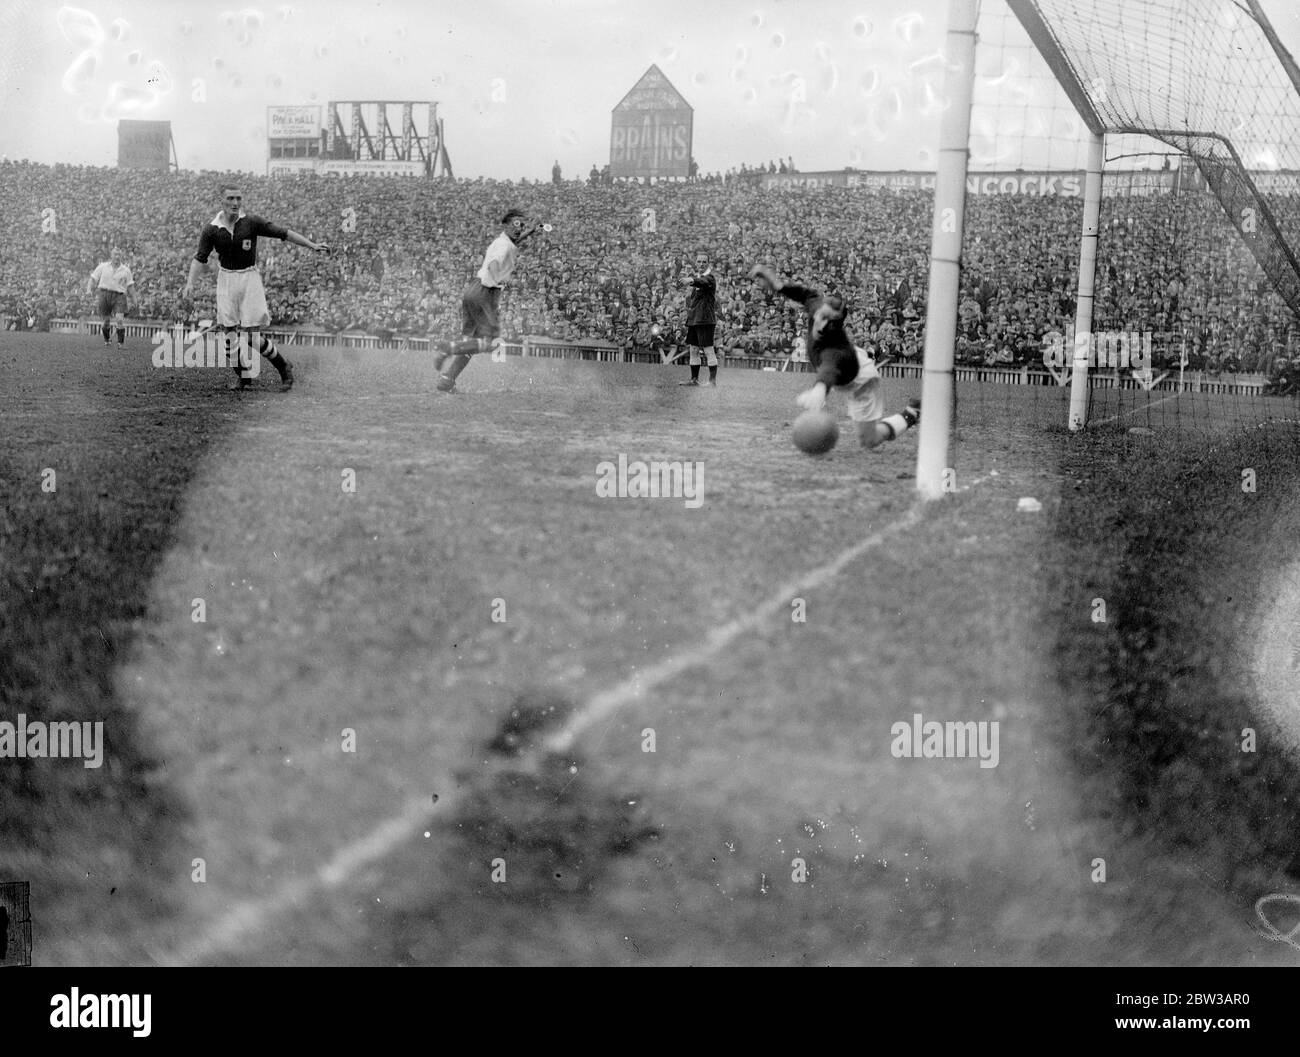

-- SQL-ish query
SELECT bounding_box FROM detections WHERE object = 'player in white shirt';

[86,248,135,348]
[432,209,544,393]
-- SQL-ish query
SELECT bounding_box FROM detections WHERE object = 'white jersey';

[90,261,134,293]
[476,233,519,288]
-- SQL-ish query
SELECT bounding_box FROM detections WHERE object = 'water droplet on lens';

[59,8,104,48]
[62,51,98,96]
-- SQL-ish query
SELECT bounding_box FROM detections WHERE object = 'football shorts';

[216,267,272,329]
[838,347,885,422]
[96,290,127,316]
[461,279,501,339]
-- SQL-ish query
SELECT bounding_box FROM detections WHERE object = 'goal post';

[916,0,979,500]
[1069,130,1103,432]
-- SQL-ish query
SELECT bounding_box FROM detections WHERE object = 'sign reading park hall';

[610,64,693,180]
[267,105,321,139]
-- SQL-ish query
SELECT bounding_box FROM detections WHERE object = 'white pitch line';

[168,495,933,965]
[1089,391,1181,427]
[545,503,925,753]
[159,795,435,966]
[957,470,1000,493]
[1,401,234,420]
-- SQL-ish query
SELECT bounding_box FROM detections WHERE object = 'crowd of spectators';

[2,157,1296,379]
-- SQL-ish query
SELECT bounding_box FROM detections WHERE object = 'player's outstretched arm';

[516,219,548,246]
[749,263,783,294]
[285,229,330,254]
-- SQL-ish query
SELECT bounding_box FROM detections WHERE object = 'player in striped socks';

[183,184,330,391]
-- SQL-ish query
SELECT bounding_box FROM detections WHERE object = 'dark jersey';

[194,212,288,271]
[686,271,717,325]
[780,282,860,388]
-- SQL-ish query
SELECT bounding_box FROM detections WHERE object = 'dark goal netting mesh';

[947,0,1300,478]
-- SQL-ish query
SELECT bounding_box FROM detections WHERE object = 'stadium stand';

[1,159,1295,384]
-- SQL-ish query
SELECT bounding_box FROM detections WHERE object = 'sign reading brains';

[610,65,693,180]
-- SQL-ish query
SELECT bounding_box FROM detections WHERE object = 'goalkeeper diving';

[750,264,920,449]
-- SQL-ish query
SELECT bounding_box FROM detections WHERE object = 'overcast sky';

[2,0,1300,178]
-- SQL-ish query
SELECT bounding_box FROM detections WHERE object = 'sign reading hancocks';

[760,167,1218,197]
[760,170,1084,195]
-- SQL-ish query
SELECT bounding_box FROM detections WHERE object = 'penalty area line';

[167,491,946,965]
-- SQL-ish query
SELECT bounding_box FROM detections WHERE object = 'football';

[791,410,839,454]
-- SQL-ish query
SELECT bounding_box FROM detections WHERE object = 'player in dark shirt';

[680,250,720,386]
[183,184,330,390]
[750,264,920,448]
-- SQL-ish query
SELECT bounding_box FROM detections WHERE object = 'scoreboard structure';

[267,101,453,178]
[610,65,693,180]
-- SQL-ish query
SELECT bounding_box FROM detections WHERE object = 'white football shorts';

[838,346,885,422]
[216,267,271,329]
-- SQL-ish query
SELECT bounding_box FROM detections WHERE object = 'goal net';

[919,0,1300,494]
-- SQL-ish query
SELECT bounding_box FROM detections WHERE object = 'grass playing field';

[3,331,1300,966]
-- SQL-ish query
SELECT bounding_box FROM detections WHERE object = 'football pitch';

[4,332,1300,966]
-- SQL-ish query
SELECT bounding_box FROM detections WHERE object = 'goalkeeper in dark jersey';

[750,264,920,449]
